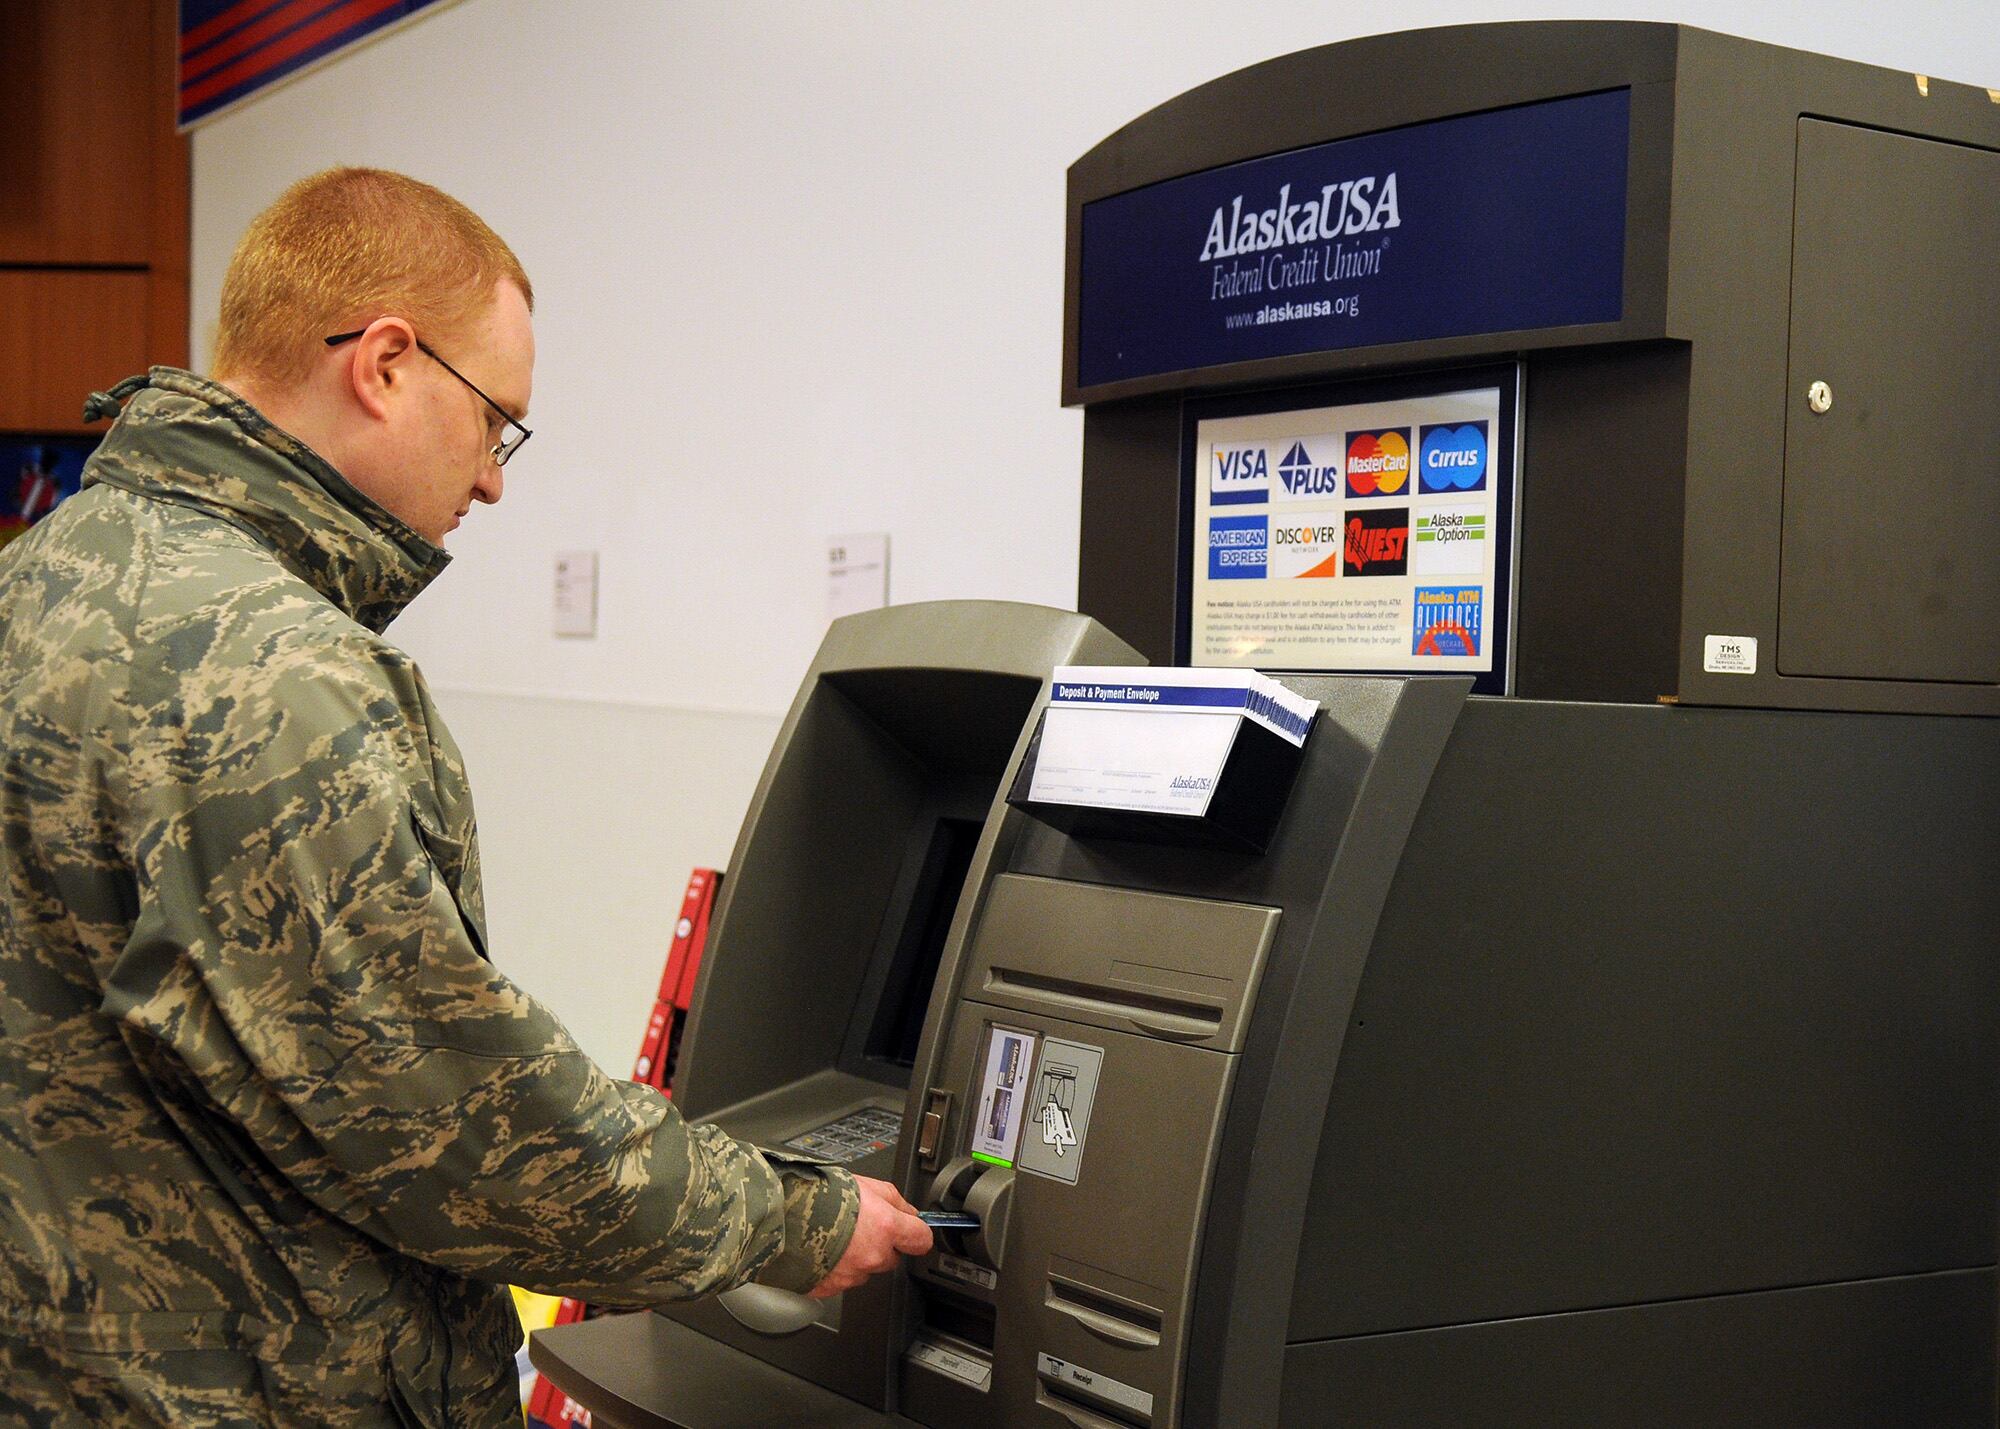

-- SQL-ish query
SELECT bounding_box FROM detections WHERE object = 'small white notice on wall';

[828,533,890,621]
[553,550,598,638]
[1703,634,1757,675]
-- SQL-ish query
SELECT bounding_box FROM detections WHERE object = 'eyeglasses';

[324,327,533,467]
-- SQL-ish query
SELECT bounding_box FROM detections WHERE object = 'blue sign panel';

[1076,90,1630,389]
[180,0,452,128]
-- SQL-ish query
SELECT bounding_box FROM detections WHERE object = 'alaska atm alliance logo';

[1412,586,1483,657]
[1210,444,1269,505]
[1418,421,1488,493]
[1344,429,1410,498]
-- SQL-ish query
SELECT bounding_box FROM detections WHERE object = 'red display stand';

[526,869,722,1429]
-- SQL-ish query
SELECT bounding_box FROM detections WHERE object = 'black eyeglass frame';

[324,327,533,466]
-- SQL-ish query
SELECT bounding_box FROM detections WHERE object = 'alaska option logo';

[1275,439,1342,499]
[1418,421,1488,493]
[1208,514,1268,579]
[1344,429,1410,497]
[1413,505,1486,576]
[1412,586,1484,657]
[1343,507,1409,577]
[1211,444,1270,505]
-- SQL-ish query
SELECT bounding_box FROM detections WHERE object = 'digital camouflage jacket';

[0,369,858,1427]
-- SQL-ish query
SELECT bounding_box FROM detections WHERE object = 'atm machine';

[533,21,2000,1425]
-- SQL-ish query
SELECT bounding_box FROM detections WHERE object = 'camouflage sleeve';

[100,617,859,1302]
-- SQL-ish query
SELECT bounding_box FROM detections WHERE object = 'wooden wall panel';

[146,0,191,370]
[0,0,186,433]
[0,271,152,432]
[0,0,157,266]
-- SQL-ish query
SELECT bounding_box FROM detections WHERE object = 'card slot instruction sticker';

[971,1025,1039,1166]
[1016,1037,1104,1186]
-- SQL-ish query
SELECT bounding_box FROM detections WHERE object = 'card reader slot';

[1045,1273,1163,1350]
[983,967,1223,1041]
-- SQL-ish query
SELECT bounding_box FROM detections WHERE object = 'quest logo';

[1344,429,1410,498]
[1418,421,1488,493]
[1210,445,1269,505]
[1343,507,1409,577]
[1207,514,1268,580]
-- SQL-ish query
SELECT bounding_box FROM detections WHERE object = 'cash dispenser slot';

[963,874,1278,1054]
[1045,1273,1163,1350]
[981,969,1221,1042]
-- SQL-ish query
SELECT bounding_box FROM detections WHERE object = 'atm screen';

[1178,363,1520,695]
[855,815,984,1075]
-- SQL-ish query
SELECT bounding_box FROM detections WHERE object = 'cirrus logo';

[1418,421,1488,493]
[1344,429,1410,498]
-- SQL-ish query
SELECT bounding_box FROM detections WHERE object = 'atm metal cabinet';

[533,22,2000,1426]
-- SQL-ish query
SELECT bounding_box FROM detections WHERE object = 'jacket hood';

[82,368,449,633]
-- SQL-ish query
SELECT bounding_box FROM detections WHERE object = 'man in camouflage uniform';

[0,169,930,1426]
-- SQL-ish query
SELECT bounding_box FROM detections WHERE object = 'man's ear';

[346,317,418,421]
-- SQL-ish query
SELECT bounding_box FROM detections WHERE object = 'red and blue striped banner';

[178,0,451,128]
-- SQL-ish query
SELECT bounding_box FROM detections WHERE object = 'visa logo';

[1211,445,1269,505]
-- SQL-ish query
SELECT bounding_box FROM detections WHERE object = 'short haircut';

[212,167,532,386]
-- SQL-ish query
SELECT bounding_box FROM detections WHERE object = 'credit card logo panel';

[1344,429,1410,497]
[1208,514,1268,579]
[1343,507,1410,577]
[1270,520,1343,578]
[1210,445,1270,505]
[1413,505,1486,575]
[1418,421,1488,493]
[1274,438,1342,499]
[1412,585,1484,656]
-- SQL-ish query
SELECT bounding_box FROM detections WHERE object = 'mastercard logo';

[1345,429,1411,497]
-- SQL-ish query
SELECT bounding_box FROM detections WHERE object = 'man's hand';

[806,1175,933,1298]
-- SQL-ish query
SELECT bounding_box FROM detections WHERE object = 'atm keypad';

[783,1105,902,1163]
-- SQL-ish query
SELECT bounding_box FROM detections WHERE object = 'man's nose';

[473,465,504,505]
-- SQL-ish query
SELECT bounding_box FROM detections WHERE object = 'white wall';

[190,1,1999,1067]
